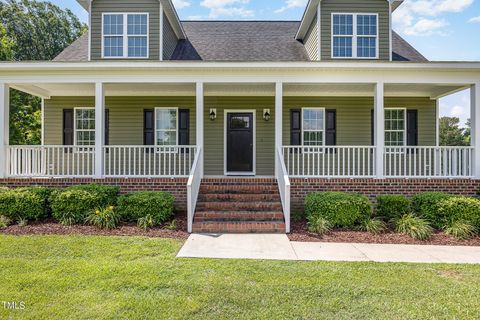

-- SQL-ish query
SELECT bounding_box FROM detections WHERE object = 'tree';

[439,117,470,146]
[0,0,86,145]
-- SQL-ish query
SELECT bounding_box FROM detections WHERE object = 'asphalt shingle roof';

[53,21,428,62]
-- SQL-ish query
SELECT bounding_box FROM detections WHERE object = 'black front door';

[227,113,254,173]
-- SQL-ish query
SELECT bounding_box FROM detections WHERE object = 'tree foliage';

[439,117,470,146]
[0,0,86,145]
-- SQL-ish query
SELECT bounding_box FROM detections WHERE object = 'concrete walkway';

[177,234,480,264]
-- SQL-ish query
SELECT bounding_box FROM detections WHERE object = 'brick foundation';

[290,178,480,212]
[0,178,188,212]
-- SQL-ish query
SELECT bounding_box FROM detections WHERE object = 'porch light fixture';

[263,109,271,121]
[209,109,217,121]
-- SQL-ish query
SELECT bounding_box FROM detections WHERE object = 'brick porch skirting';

[0,178,188,212]
[290,178,480,212]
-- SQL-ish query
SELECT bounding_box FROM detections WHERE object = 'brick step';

[201,179,276,186]
[192,221,286,234]
[196,201,283,212]
[195,211,284,222]
[200,185,279,194]
[198,193,281,202]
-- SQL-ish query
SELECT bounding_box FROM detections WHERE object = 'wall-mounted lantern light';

[263,109,271,121]
[209,109,217,121]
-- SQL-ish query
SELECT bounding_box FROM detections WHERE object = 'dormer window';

[102,13,149,59]
[332,13,378,59]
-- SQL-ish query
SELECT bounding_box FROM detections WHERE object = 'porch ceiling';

[10,82,468,100]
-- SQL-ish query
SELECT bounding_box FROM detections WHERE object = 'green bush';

[0,188,47,222]
[17,187,54,219]
[376,195,411,222]
[67,184,119,207]
[437,197,480,230]
[444,221,476,240]
[411,192,452,228]
[85,206,121,230]
[305,192,372,229]
[117,192,175,228]
[50,189,100,225]
[0,215,11,229]
[395,213,433,240]
[358,218,387,235]
[308,216,332,235]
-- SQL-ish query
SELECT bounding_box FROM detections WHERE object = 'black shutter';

[290,109,302,146]
[178,109,190,153]
[325,109,336,146]
[144,109,155,146]
[105,109,109,146]
[371,109,375,146]
[407,110,418,146]
[63,109,74,147]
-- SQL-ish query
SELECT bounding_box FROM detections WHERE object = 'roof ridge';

[181,20,301,23]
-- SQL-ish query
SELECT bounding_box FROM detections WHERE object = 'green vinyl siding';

[321,0,390,61]
[91,0,160,60]
[304,14,319,61]
[203,97,275,176]
[163,13,178,60]
[43,96,196,146]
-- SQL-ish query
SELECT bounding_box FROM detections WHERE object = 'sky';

[42,0,480,127]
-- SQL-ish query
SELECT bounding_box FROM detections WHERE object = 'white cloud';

[200,0,254,18]
[468,16,480,23]
[393,0,473,36]
[173,0,191,9]
[275,0,308,13]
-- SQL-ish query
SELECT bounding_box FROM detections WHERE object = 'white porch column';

[471,83,480,179]
[374,82,385,178]
[94,82,105,178]
[275,82,283,173]
[0,83,9,178]
[196,82,204,177]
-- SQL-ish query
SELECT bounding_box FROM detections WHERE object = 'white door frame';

[224,110,256,176]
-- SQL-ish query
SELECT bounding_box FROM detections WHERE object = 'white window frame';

[154,107,178,150]
[384,107,407,147]
[102,12,150,59]
[331,12,379,59]
[301,107,326,147]
[73,107,96,148]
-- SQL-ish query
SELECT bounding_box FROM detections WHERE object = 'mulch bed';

[0,213,189,240]
[288,219,480,246]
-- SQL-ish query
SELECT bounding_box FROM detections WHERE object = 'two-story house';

[1,0,480,234]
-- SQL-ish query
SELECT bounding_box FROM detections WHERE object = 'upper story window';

[103,13,149,59]
[332,13,378,59]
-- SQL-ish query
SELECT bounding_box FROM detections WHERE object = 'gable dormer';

[297,0,403,61]
[77,0,185,61]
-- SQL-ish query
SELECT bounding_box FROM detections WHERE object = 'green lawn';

[1,235,479,319]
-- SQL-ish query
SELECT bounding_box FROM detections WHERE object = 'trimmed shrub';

[376,195,411,222]
[437,197,480,230]
[411,192,452,229]
[305,192,372,229]
[85,206,121,230]
[395,213,433,240]
[50,189,100,225]
[16,187,54,219]
[117,192,175,228]
[0,188,46,222]
[67,184,119,207]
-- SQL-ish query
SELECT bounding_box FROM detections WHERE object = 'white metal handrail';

[282,146,376,178]
[7,145,95,177]
[384,146,474,178]
[276,147,291,233]
[187,147,202,233]
[103,145,197,178]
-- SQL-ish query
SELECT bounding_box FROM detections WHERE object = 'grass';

[1,235,480,319]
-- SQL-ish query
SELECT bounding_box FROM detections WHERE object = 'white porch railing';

[384,146,474,178]
[103,146,197,178]
[282,146,377,178]
[276,147,291,233]
[7,146,95,177]
[187,147,203,233]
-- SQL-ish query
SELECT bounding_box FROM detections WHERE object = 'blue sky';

[43,0,480,127]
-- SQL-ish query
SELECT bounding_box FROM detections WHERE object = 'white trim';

[471,83,480,179]
[317,3,321,61]
[331,13,379,60]
[275,82,283,175]
[73,107,96,146]
[94,82,104,177]
[0,83,9,178]
[435,99,440,146]
[101,12,150,59]
[88,0,92,61]
[384,107,407,147]
[159,3,164,61]
[374,82,384,178]
[154,107,179,147]
[224,110,256,176]
[41,98,45,146]
[301,107,326,146]
[389,2,393,62]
